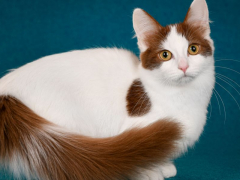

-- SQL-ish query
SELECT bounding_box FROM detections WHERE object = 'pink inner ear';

[185,0,209,24]
[182,5,210,37]
[133,8,162,52]
[184,0,209,27]
[133,9,161,38]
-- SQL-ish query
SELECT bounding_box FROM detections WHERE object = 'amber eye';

[188,44,200,55]
[159,50,172,61]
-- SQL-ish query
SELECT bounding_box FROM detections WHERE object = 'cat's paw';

[160,163,177,178]
[138,168,164,180]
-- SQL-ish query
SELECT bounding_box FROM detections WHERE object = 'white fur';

[140,168,164,180]
[9,153,33,179]
[160,162,177,178]
[0,0,214,179]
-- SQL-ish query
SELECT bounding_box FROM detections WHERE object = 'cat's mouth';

[184,73,194,78]
[177,74,195,84]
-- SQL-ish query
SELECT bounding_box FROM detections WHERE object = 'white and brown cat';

[0,0,214,179]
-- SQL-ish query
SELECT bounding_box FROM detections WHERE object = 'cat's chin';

[160,75,195,86]
[168,74,195,86]
[177,75,195,85]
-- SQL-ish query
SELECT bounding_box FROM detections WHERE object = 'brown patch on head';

[126,79,151,116]
[176,22,212,56]
[140,25,171,70]
[0,95,182,180]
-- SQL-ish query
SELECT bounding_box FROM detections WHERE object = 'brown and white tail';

[0,96,181,180]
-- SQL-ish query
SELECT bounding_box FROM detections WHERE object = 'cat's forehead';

[162,26,189,57]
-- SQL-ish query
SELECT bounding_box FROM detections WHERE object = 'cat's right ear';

[133,8,161,52]
[184,0,210,33]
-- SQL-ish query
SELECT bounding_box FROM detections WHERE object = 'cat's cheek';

[188,55,213,74]
[159,60,176,73]
[158,61,182,81]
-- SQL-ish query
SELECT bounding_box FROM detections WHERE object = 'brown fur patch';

[140,19,171,70]
[126,79,151,116]
[0,96,182,180]
[176,23,212,56]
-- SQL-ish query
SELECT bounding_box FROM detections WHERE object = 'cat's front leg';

[137,167,164,180]
[137,162,176,180]
[160,162,177,178]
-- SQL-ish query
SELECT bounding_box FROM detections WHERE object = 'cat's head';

[133,0,214,86]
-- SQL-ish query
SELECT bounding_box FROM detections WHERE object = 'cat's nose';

[178,58,189,73]
[179,65,189,73]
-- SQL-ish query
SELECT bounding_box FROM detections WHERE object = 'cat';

[0,0,215,179]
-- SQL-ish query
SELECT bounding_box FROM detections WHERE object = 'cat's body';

[0,47,213,143]
[0,0,215,179]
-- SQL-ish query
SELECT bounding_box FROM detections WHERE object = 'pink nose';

[179,65,189,73]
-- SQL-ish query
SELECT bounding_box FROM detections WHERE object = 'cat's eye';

[159,50,172,61]
[188,44,200,55]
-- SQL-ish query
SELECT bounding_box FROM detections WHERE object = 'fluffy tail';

[0,96,182,180]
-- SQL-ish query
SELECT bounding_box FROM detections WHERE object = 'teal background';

[0,0,240,179]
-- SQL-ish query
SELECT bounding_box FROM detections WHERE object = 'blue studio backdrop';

[0,0,239,179]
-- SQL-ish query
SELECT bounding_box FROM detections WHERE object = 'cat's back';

[0,48,139,94]
[0,48,139,136]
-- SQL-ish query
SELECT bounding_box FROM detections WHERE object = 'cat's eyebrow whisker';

[216,73,240,89]
[215,66,240,76]
[213,88,226,122]
[216,81,240,111]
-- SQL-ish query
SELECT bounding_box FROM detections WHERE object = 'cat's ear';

[133,8,161,52]
[184,0,210,30]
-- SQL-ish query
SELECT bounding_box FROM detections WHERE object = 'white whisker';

[207,101,212,120]
[213,89,221,115]
[130,92,147,115]
[138,94,148,116]
[143,95,151,113]
[215,66,240,76]
[216,81,240,110]
[215,59,240,63]
[216,73,240,89]
[213,88,226,122]
[216,75,240,97]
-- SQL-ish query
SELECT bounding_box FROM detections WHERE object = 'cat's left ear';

[184,0,210,33]
[133,8,161,52]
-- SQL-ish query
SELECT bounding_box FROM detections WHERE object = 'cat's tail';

[0,96,182,180]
